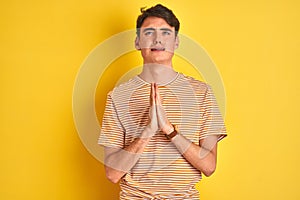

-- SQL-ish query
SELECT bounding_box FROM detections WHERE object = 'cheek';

[164,41,176,53]
[140,49,150,58]
[139,38,154,48]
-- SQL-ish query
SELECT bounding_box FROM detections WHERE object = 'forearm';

[171,134,218,177]
[104,137,151,183]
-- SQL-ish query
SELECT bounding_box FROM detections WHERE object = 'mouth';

[150,47,165,51]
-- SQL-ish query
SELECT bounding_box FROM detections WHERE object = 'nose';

[154,31,162,44]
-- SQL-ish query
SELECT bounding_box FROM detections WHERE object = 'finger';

[150,83,152,105]
[154,83,162,105]
[150,83,155,106]
[149,104,157,119]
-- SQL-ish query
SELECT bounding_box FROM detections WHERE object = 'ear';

[135,37,141,50]
[174,36,180,49]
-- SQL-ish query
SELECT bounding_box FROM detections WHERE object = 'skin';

[135,16,179,66]
[104,17,218,183]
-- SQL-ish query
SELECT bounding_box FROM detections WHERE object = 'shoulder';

[178,73,210,93]
[107,76,142,99]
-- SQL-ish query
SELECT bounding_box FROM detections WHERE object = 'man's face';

[136,16,179,66]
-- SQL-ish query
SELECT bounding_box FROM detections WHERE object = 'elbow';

[202,165,216,177]
[106,174,120,184]
[105,167,121,184]
[203,168,215,177]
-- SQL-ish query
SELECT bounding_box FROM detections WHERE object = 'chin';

[145,56,174,65]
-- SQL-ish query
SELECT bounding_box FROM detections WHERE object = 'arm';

[104,137,150,183]
[171,133,218,177]
[154,83,219,176]
[104,84,158,183]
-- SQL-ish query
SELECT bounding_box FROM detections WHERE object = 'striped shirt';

[99,73,226,199]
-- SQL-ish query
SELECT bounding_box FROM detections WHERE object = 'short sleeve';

[98,93,125,148]
[199,85,227,141]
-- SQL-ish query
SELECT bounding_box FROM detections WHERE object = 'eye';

[162,31,171,36]
[144,31,154,36]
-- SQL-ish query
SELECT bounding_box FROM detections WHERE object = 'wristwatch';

[165,124,178,140]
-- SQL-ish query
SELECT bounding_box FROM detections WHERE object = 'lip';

[150,48,165,51]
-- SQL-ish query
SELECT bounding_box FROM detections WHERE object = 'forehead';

[141,16,174,30]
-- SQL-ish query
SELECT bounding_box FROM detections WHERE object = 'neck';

[139,63,177,85]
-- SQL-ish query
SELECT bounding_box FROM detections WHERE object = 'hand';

[140,83,159,138]
[153,83,173,134]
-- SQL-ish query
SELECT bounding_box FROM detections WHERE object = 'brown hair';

[136,4,180,36]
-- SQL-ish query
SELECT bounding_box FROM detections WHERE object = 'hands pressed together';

[141,83,174,138]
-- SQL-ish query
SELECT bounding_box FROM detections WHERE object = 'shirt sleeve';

[199,84,227,142]
[98,93,125,148]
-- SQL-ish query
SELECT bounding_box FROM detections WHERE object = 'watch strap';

[165,125,178,140]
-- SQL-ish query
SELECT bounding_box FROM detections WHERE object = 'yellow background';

[1,0,300,199]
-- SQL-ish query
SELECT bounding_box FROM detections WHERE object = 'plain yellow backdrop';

[1,0,300,199]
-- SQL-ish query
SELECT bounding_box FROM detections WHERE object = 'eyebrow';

[160,28,173,32]
[142,27,173,32]
[142,28,155,32]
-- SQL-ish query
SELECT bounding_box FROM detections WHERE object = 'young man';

[98,4,226,199]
